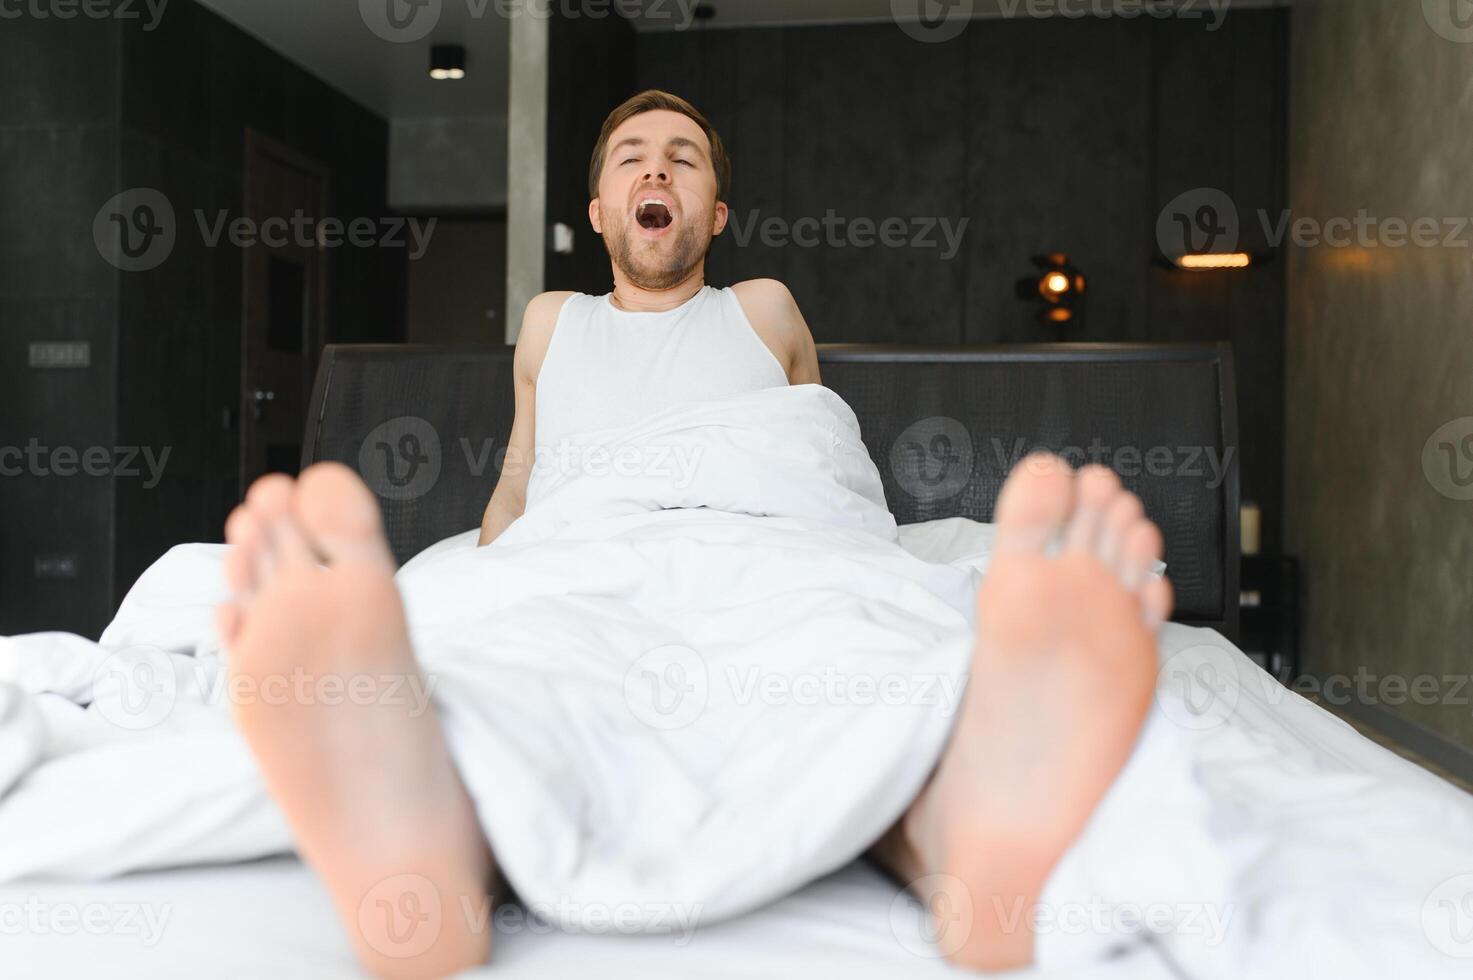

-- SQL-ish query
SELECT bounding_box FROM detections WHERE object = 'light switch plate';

[29,341,91,368]
[34,554,79,579]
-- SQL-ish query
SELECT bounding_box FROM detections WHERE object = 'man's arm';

[476,292,570,546]
[732,279,821,385]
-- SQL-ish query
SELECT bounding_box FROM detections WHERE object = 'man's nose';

[643,167,671,184]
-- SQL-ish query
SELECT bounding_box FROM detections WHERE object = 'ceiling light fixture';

[430,44,466,81]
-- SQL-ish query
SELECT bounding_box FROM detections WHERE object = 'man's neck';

[608,269,706,312]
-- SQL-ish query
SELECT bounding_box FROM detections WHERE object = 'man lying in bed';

[217,90,1173,979]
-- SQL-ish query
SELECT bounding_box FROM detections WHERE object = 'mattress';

[0,856,1181,979]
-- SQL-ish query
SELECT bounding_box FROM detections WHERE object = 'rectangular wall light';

[1175,252,1252,270]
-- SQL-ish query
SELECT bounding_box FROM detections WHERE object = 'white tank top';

[534,285,790,450]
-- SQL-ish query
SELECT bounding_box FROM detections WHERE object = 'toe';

[295,463,395,568]
[994,453,1074,556]
[1062,465,1120,555]
[1141,575,1173,630]
[243,474,299,581]
[267,510,320,569]
[1097,491,1145,575]
[245,473,296,520]
[1119,520,1164,591]
[224,506,262,598]
[215,602,242,648]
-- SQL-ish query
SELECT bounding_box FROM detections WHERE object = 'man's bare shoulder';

[730,279,820,385]
[514,291,577,384]
[730,278,801,322]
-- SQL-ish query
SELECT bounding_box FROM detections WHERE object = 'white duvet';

[1,383,1472,979]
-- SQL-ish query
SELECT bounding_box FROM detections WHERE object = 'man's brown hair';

[588,90,732,203]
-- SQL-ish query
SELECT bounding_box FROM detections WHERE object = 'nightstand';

[1240,555,1299,684]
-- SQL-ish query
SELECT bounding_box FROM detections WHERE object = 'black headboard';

[303,343,1239,640]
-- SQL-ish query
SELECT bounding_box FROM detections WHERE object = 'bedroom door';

[239,131,328,493]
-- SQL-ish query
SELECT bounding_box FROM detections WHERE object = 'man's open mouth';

[636,198,674,231]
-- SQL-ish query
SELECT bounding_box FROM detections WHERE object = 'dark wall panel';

[0,16,121,638]
[545,10,637,295]
[962,17,1154,343]
[782,25,968,344]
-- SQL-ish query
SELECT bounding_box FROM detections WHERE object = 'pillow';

[397,528,479,576]
[897,517,996,566]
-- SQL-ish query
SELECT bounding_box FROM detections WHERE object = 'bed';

[6,344,1471,979]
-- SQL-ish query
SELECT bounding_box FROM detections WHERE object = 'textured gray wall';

[631,13,1288,553]
[1288,0,1473,749]
[390,116,508,212]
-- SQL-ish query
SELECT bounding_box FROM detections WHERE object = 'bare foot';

[879,454,1172,970]
[218,463,496,979]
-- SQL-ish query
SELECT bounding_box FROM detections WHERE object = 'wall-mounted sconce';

[430,44,466,80]
[1172,251,1253,271]
[1016,252,1085,326]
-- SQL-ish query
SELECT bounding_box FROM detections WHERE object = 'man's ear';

[711,200,729,237]
[588,198,603,235]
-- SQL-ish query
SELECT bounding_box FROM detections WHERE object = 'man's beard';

[605,210,712,291]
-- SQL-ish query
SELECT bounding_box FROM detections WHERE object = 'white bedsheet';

[1,382,1472,978]
[0,857,1182,980]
